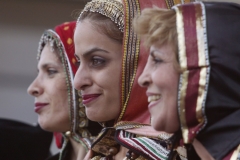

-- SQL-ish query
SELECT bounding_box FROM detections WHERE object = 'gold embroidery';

[78,0,124,32]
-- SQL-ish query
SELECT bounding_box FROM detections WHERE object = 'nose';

[74,64,92,91]
[27,77,43,97]
[138,65,151,88]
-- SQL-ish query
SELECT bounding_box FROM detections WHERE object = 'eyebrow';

[36,63,50,73]
[39,63,60,70]
[76,47,109,58]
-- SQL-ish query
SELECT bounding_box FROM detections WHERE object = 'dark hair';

[78,12,123,44]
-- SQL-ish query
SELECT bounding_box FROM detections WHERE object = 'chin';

[86,109,109,122]
[87,115,110,122]
[38,117,54,132]
[39,122,52,132]
[151,119,176,133]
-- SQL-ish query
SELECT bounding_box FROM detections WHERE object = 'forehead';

[74,21,110,51]
[150,44,175,57]
[38,44,61,66]
[74,20,94,40]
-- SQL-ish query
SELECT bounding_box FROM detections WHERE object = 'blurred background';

[0,0,239,156]
[0,0,88,154]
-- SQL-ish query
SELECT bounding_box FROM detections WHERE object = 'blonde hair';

[133,7,181,72]
[133,7,177,51]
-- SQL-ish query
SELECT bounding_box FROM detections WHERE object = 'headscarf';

[77,0,193,159]
[173,2,240,159]
[37,21,102,153]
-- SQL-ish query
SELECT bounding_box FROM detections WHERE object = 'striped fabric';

[116,130,170,160]
[173,2,209,144]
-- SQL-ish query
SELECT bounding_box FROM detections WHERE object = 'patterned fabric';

[173,2,209,144]
[116,129,170,160]
[173,2,240,159]
[37,21,102,155]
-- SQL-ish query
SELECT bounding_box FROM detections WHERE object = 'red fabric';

[54,21,78,74]
[53,132,62,149]
[182,5,200,141]
[118,0,169,125]
[139,0,167,9]
[52,21,76,149]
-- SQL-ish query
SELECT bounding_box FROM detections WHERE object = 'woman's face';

[27,44,70,132]
[138,44,180,133]
[74,20,122,122]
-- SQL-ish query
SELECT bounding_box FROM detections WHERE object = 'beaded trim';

[77,0,124,32]
[165,0,195,9]
[115,121,148,130]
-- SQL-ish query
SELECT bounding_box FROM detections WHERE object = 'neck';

[192,139,214,160]
[112,146,128,160]
[69,138,87,160]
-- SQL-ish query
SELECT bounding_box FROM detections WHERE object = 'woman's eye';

[92,57,105,66]
[151,56,163,64]
[150,51,163,64]
[154,58,163,63]
[75,60,80,67]
[74,54,81,67]
[47,68,58,75]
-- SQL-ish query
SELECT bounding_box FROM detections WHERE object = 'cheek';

[52,79,68,104]
[97,63,121,90]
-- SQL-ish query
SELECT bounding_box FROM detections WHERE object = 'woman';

[27,21,102,160]
[135,1,240,159]
[74,0,192,159]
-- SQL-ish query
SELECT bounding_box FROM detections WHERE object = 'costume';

[77,0,193,160]
[37,21,102,160]
[0,118,52,160]
[173,2,240,159]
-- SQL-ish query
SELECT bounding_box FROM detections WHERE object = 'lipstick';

[81,94,100,105]
[34,103,48,113]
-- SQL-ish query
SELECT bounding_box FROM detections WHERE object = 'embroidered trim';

[117,130,170,160]
[77,0,124,32]
[115,121,148,130]
[118,0,141,122]
[165,0,195,9]
[173,2,209,143]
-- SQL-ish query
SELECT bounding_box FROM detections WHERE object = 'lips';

[146,92,161,109]
[81,94,101,105]
[34,103,48,113]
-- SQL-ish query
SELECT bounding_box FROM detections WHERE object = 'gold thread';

[78,0,124,32]
[117,0,141,122]
[119,0,129,121]
[195,2,207,127]
[174,5,189,143]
